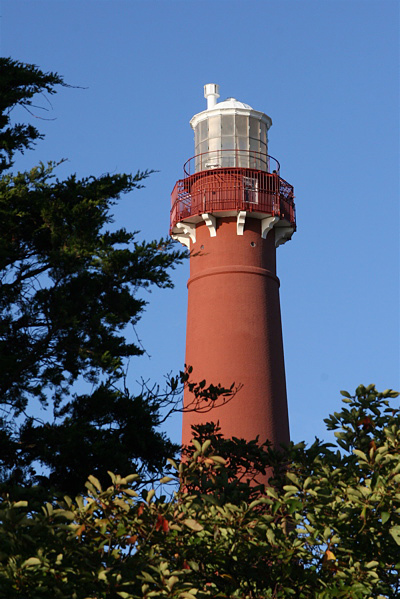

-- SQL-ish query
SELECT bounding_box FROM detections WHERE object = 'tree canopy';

[0,385,399,598]
[1,59,398,597]
[0,57,190,495]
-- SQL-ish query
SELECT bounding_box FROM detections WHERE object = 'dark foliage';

[0,57,186,495]
[0,57,64,172]
[0,386,398,598]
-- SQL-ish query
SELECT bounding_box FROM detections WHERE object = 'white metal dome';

[190,84,271,129]
[210,97,253,111]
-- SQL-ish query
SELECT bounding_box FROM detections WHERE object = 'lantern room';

[170,84,296,248]
[191,83,272,172]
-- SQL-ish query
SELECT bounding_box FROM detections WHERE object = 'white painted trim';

[175,221,196,243]
[217,108,267,122]
[202,213,217,237]
[190,107,272,130]
[237,211,247,235]
[261,216,279,239]
[275,227,294,247]
[170,233,190,249]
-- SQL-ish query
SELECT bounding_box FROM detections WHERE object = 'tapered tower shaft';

[170,85,296,449]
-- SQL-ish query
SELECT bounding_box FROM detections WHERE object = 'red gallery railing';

[170,151,295,233]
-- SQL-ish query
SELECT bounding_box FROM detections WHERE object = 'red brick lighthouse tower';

[170,84,296,449]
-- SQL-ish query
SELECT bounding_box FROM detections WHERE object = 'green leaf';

[183,518,204,531]
[22,557,41,568]
[12,501,28,508]
[353,449,368,462]
[389,526,400,545]
[123,488,138,497]
[381,511,390,524]
[303,477,313,490]
[192,439,202,452]
[87,475,102,492]
[159,476,174,484]
[146,489,155,503]
[365,560,379,568]
[286,472,300,487]
[123,474,140,483]
[141,571,156,583]
[266,529,276,544]
[323,527,331,541]
[54,509,76,520]
[114,498,130,512]
[201,439,211,452]
[266,487,278,499]
[283,485,299,493]
[211,456,226,465]
[167,575,179,589]
[108,472,116,484]
[249,498,267,509]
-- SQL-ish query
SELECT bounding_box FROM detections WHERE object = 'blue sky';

[2,0,399,447]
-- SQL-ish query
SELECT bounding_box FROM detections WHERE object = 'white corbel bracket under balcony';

[261,216,279,239]
[275,225,295,247]
[171,221,196,248]
[171,212,294,247]
[202,213,217,236]
[237,212,294,247]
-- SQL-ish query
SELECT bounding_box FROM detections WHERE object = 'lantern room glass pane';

[222,151,236,168]
[199,140,208,156]
[249,138,260,154]
[249,118,260,141]
[198,120,208,142]
[237,153,249,168]
[208,116,221,139]
[235,115,248,137]
[221,135,234,150]
[221,115,234,136]
[260,122,267,145]
[237,136,249,152]
[208,136,221,152]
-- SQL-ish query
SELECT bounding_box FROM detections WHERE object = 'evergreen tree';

[0,57,187,495]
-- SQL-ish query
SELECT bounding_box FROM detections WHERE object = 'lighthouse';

[170,84,296,450]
